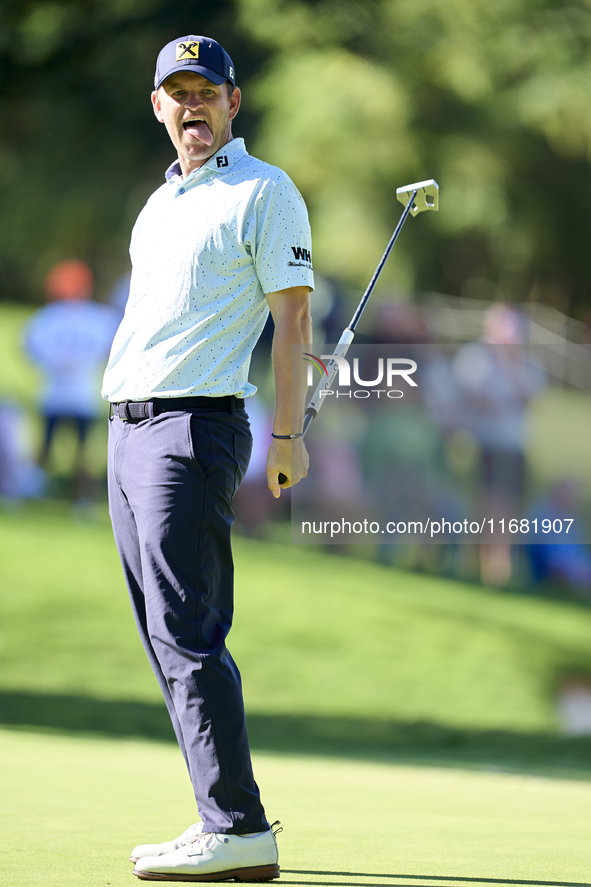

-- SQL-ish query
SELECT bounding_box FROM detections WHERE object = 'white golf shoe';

[132,827,280,881]
[130,822,204,864]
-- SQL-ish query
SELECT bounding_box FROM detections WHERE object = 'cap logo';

[176,41,199,61]
[229,66,234,81]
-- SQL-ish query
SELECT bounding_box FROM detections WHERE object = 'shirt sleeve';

[251,178,314,295]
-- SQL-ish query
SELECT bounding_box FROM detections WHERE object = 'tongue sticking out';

[183,121,213,146]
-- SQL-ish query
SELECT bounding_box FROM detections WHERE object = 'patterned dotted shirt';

[102,138,314,401]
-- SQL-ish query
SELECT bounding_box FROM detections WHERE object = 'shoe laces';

[179,823,204,846]
[185,832,221,857]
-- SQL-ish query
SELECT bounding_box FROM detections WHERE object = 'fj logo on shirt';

[217,156,229,168]
[176,41,199,60]
[291,246,311,262]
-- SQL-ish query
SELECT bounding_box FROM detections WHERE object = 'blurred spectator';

[527,480,591,592]
[23,260,120,501]
[371,302,431,345]
[308,433,366,514]
[0,401,45,502]
[453,304,547,586]
[312,275,349,345]
[361,392,445,564]
[419,345,464,433]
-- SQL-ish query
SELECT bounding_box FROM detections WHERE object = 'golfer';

[101,34,313,881]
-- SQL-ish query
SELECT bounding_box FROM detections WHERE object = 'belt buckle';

[118,402,130,421]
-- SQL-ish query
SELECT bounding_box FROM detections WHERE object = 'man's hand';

[266,437,309,499]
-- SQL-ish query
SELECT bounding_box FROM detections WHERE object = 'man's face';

[151,72,241,176]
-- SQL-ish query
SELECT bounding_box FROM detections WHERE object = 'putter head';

[396,179,439,216]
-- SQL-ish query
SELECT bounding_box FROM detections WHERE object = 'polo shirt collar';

[164,138,247,183]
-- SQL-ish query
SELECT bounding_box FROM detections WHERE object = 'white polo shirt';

[101,138,314,401]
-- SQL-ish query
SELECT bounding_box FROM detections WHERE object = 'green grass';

[1,505,591,773]
[1,727,591,887]
[1,470,591,886]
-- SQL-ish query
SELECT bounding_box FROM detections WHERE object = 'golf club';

[278,178,439,485]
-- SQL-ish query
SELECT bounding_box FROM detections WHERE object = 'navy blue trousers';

[107,406,268,834]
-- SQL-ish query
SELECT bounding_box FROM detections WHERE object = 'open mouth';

[182,118,213,146]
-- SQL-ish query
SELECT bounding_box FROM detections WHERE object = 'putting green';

[1,727,590,887]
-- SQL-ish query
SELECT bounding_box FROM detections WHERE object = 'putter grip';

[278,472,287,485]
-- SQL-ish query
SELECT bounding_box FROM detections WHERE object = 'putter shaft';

[277,179,438,484]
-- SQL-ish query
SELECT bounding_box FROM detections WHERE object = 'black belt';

[111,395,244,422]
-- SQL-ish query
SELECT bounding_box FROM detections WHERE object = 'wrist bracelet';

[271,432,303,439]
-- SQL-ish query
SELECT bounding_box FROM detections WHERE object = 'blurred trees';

[1,0,591,316]
[239,0,591,315]
[0,0,265,301]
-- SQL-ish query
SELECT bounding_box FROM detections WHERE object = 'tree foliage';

[0,0,264,301]
[238,0,591,314]
[1,0,591,316]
